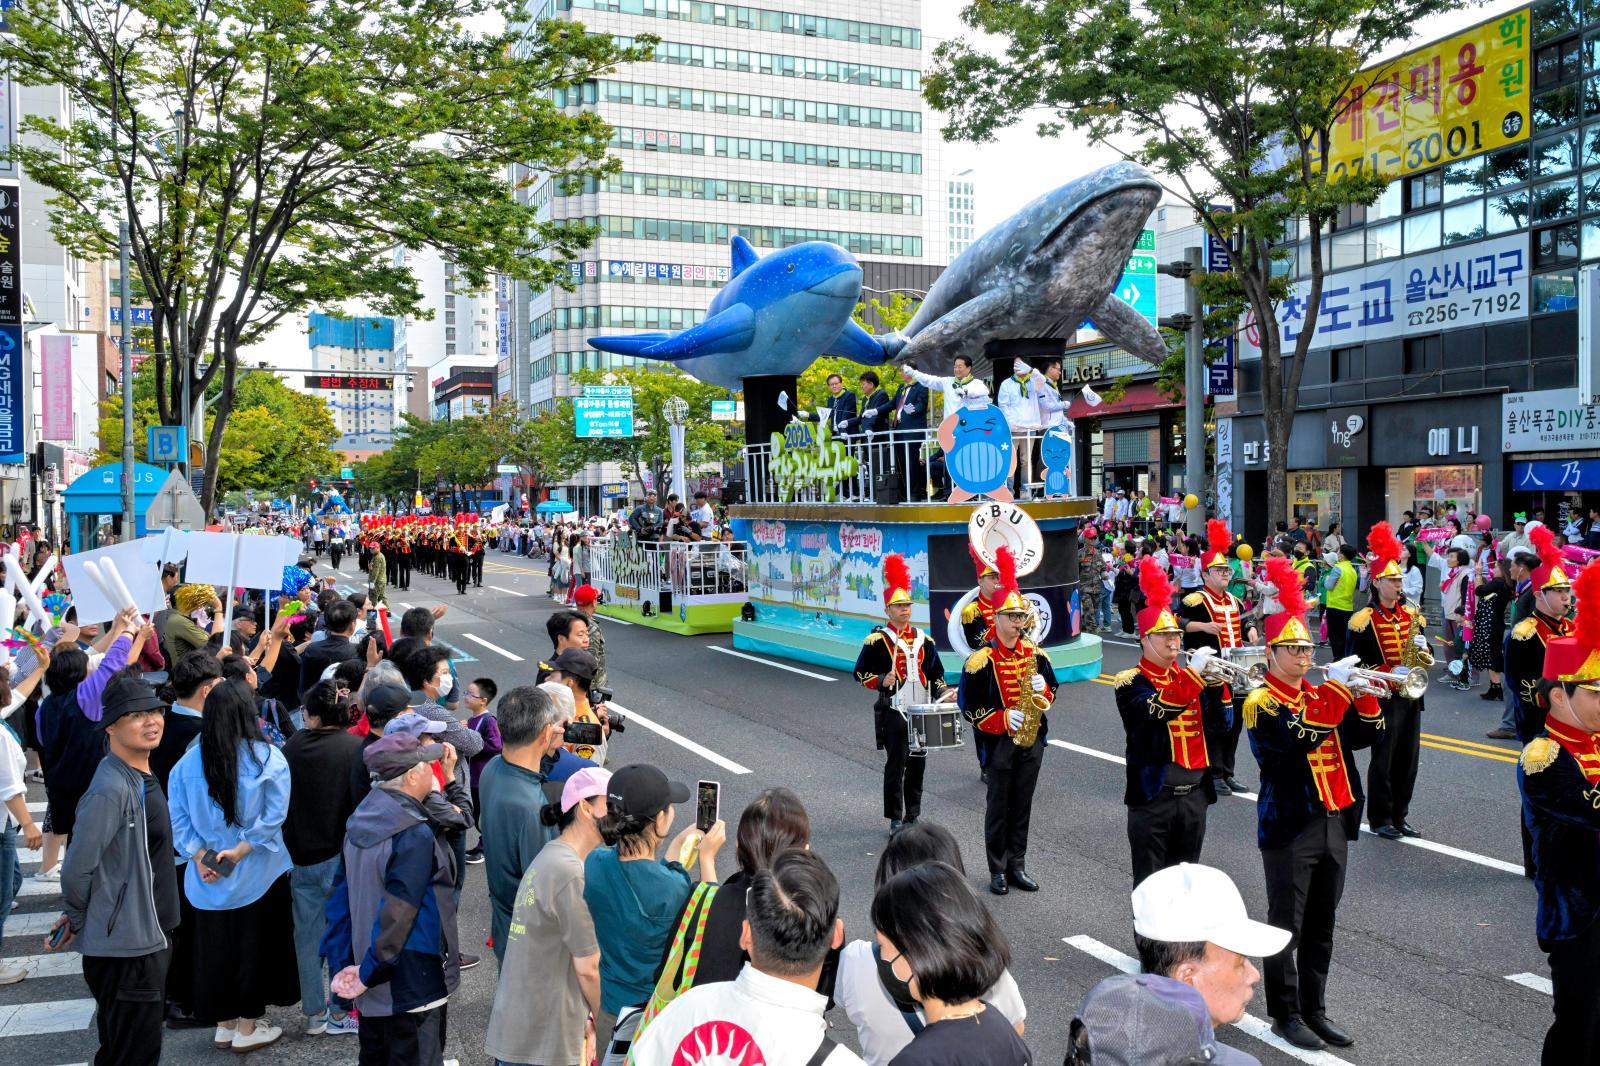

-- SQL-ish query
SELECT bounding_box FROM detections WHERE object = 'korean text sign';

[1325,7,1530,182]
[1501,388,1600,452]
[574,385,635,438]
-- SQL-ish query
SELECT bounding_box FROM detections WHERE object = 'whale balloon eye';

[787,263,795,271]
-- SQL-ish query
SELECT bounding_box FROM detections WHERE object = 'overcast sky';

[926,0,1515,230]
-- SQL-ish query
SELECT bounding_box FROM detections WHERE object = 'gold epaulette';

[961,601,981,624]
[1182,592,1204,608]
[1521,736,1560,774]
[1347,608,1373,632]
[864,630,885,646]
[1112,668,1140,688]
[963,647,993,674]
[1242,687,1279,730]
[1512,617,1540,641]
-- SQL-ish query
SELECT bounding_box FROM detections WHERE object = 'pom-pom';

[1573,563,1600,655]
[1531,522,1562,578]
[882,553,911,604]
[1138,555,1175,612]
[1367,521,1402,571]
[280,566,312,596]
[1206,519,1232,557]
[1263,556,1307,620]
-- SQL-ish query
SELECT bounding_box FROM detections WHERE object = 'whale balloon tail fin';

[588,304,757,363]
[587,333,674,357]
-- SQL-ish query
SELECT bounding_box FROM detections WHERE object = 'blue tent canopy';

[535,499,575,514]
[62,462,169,551]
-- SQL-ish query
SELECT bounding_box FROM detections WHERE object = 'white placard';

[1501,387,1600,453]
[1239,232,1530,357]
[60,540,168,623]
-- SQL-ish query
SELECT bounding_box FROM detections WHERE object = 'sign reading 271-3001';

[1324,6,1530,182]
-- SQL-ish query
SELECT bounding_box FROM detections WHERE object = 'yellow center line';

[1420,732,1519,755]
[1422,739,1519,764]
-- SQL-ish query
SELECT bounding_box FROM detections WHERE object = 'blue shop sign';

[1513,459,1600,491]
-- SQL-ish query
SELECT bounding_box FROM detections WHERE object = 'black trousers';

[1367,694,1423,828]
[472,552,485,586]
[1262,814,1349,1022]
[1206,692,1246,781]
[1543,917,1600,1065]
[453,555,469,594]
[329,544,343,568]
[881,711,926,822]
[83,945,172,1066]
[396,555,410,589]
[978,733,1046,876]
[1324,607,1352,657]
[1128,785,1209,887]
[1117,598,1136,635]
[358,1005,447,1066]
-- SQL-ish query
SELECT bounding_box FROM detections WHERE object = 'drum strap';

[888,628,927,711]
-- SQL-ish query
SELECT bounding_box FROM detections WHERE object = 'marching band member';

[1508,523,1574,744]
[1348,521,1427,841]
[1179,520,1258,795]
[957,547,1058,897]
[1115,557,1217,886]
[1246,556,1385,1052]
[962,548,1002,782]
[854,554,954,838]
[1517,563,1600,1065]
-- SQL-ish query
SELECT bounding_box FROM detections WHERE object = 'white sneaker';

[213,1024,237,1049]
[31,868,59,883]
[303,1011,329,1036]
[0,961,26,985]
[323,1012,359,1036]
[232,1023,282,1053]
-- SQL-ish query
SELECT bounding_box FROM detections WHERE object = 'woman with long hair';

[167,679,297,1052]
[1472,556,1514,709]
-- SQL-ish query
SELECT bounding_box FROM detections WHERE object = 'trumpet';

[1318,663,1429,700]
[1191,647,1269,691]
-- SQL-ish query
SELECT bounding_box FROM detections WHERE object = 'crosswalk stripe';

[3,912,64,937]
[26,802,44,814]
[0,997,95,1037]
[1506,972,1553,995]
[487,585,527,598]
[2,953,82,979]
[15,880,61,899]
[461,634,524,662]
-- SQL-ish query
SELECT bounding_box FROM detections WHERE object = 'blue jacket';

[322,786,459,1017]
[1519,724,1600,943]
[168,740,292,910]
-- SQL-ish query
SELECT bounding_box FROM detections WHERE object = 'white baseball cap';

[1131,864,1291,958]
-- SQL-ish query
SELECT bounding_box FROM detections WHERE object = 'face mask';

[873,943,918,1013]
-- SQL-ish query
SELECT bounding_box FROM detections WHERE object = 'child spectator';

[463,677,501,865]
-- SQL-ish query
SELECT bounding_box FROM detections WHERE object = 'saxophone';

[1400,596,1435,671]
[1011,638,1051,748]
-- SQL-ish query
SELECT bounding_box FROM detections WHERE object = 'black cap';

[362,683,412,721]
[606,764,689,820]
[549,648,599,682]
[100,676,166,730]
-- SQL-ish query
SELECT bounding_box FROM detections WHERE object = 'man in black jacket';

[299,599,360,703]
[842,370,893,436]
[797,373,856,433]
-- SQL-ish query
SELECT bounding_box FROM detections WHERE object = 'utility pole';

[112,53,135,536]
[1157,248,1207,536]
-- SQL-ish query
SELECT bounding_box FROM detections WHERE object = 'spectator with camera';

[626,848,859,1066]
[545,647,615,765]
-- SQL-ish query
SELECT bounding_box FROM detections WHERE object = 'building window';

[1443,199,1486,244]
[1533,131,1579,176]
[1535,221,1580,266]
[1372,179,1403,220]
[1533,176,1579,221]
[1405,170,1442,210]
[1330,346,1360,383]
[1532,0,1579,44]
[1486,144,1532,188]
[1534,84,1580,131]
[1331,228,1364,269]
[1533,268,1580,311]
[1404,334,1441,374]
[1488,190,1531,233]
[1443,156,1487,202]
[1366,220,1402,260]
[1583,216,1600,259]
[1403,209,1441,252]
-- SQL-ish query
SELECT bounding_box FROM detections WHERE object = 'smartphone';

[200,848,236,878]
[696,780,720,833]
[563,721,604,747]
[47,922,68,949]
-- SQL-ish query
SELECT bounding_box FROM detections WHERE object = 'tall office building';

[947,168,976,258]
[508,0,940,510]
[391,246,499,422]
[304,313,399,459]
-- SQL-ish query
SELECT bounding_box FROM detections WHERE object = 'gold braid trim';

[1242,687,1280,730]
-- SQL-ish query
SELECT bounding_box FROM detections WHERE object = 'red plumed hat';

[1201,519,1234,570]
[882,553,912,608]
[1367,521,1403,580]
[1545,562,1600,686]
[1136,556,1180,635]
[1530,523,1572,592]
[994,545,1030,615]
[1263,555,1313,646]
[970,543,998,580]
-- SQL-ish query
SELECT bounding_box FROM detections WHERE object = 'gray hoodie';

[61,755,172,958]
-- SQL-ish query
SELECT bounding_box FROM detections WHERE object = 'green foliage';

[852,292,918,336]
[1,0,652,513]
[563,366,740,489]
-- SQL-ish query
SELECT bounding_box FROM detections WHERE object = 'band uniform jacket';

[1507,612,1572,743]
[1519,719,1600,943]
[1347,602,1426,715]
[956,639,1059,771]
[854,626,949,751]
[1179,589,1250,728]
[961,595,997,651]
[1244,672,1385,849]
[1112,661,1218,806]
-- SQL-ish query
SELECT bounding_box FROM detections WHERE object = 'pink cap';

[560,766,612,813]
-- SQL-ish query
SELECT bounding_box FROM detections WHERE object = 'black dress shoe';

[989,874,1009,896]
[1007,868,1039,892]
[1398,822,1423,838]
[1213,777,1232,797]
[1224,776,1250,793]
[164,1005,209,1030]
[1272,1017,1327,1050]
[889,819,904,836]
[1374,824,1404,840]
[1305,1014,1355,1047]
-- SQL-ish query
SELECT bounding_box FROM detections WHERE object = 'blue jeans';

[1097,591,1114,630]
[289,856,343,1017]
[0,824,18,941]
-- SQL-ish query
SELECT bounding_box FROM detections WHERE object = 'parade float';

[586,162,1168,682]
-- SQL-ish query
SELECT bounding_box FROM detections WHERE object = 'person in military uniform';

[1347,520,1427,841]
[1246,555,1385,1052]
[1509,525,1574,743]
[1180,519,1259,796]
[367,533,388,608]
[1078,528,1105,634]
[962,548,1002,782]
[1517,562,1600,1066]
[1114,556,1218,886]
[957,546,1058,896]
[854,554,954,837]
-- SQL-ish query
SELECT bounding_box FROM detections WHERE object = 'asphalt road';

[0,552,1553,1066]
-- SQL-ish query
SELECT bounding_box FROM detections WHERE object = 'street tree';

[3,0,652,513]
[928,0,1464,524]
[560,366,739,492]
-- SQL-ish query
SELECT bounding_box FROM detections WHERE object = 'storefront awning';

[1066,382,1171,419]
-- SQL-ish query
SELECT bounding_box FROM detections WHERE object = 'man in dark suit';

[843,370,894,435]
[894,364,932,499]
[797,372,856,433]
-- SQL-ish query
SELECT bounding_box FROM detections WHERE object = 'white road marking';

[461,634,525,662]
[1047,738,1126,766]
[1506,972,1553,995]
[27,801,43,814]
[15,879,60,898]
[17,847,40,865]
[1097,636,1143,649]
[397,602,415,611]
[0,997,95,1037]
[3,952,82,979]
[599,614,635,626]
[606,702,751,775]
[487,585,527,598]
[1062,936,1353,1065]
[709,646,838,681]
[4,911,65,937]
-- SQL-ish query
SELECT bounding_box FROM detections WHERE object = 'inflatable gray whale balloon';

[880,160,1166,371]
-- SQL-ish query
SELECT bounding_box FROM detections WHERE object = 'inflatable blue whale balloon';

[586,236,888,391]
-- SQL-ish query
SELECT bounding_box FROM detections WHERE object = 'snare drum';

[905,703,963,755]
